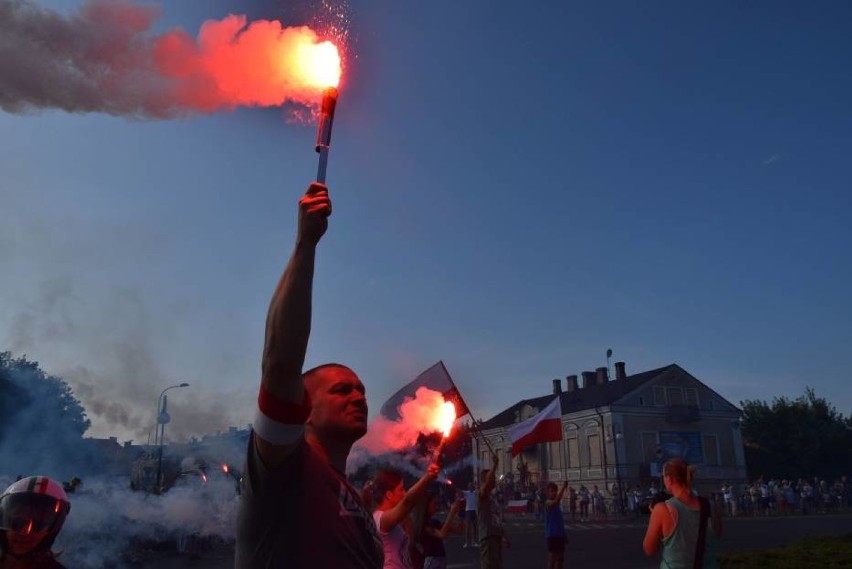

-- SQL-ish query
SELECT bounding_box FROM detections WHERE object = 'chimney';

[109,436,118,444]
[552,379,562,394]
[566,375,578,392]
[581,371,595,388]
[596,367,608,384]
[615,361,627,380]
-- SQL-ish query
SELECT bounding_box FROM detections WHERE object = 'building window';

[703,435,720,466]
[588,434,601,467]
[567,437,579,468]
[641,432,658,463]
[653,386,666,406]
[639,396,645,406]
[686,388,699,407]
[667,387,684,406]
[709,399,715,411]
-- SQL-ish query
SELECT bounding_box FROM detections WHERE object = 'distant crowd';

[488,473,852,522]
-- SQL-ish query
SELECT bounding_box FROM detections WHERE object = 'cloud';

[762,154,780,166]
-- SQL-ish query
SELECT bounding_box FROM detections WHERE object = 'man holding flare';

[235,37,390,568]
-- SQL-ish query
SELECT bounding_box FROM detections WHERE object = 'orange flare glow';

[294,40,341,89]
[436,401,456,438]
[155,18,343,112]
[355,388,459,455]
[222,464,229,473]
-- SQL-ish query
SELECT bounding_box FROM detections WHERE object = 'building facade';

[473,363,748,496]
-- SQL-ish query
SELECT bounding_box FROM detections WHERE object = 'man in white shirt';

[462,482,479,547]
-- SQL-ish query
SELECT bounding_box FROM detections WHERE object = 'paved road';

[143,512,852,568]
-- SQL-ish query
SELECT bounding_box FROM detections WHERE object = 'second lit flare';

[434,400,456,466]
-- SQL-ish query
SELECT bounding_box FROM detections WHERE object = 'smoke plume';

[0,474,239,568]
[347,387,460,477]
[355,387,453,456]
[0,0,340,118]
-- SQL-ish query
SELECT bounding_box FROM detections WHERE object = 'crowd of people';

[718,475,851,517]
[4,184,845,569]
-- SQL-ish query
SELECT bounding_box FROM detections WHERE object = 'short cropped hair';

[303,363,356,392]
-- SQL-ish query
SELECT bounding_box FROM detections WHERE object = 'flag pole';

[467,413,496,456]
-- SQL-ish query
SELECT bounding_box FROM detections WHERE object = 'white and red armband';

[252,384,312,445]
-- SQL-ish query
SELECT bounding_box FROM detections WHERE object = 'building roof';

[477,364,678,431]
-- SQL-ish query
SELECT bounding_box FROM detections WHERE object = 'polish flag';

[507,397,562,457]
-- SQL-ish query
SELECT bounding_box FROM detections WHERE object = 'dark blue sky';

[1,0,850,441]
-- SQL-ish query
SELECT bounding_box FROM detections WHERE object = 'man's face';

[5,528,49,556]
[306,367,368,442]
[548,487,557,500]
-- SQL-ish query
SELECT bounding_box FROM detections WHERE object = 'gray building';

[473,362,747,496]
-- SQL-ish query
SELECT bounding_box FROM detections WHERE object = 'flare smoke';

[0,0,339,118]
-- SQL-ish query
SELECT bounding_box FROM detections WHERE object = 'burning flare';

[295,40,342,89]
[0,0,344,118]
[355,388,458,456]
[436,401,456,439]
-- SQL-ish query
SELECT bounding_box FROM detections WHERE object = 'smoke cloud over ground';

[0,0,339,118]
[0,474,239,568]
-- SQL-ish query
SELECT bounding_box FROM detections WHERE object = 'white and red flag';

[379,361,470,421]
[507,396,563,457]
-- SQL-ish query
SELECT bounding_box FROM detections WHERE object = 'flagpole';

[468,414,496,456]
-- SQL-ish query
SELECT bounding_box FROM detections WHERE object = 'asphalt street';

[144,512,852,568]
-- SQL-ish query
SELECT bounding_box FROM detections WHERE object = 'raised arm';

[379,464,441,532]
[426,499,463,539]
[479,452,499,502]
[254,183,331,466]
[547,482,568,508]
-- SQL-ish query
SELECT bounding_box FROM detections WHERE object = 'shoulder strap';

[693,497,709,569]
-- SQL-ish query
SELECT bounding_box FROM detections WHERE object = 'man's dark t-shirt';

[420,518,445,558]
[235,433,383,568]
[0,553,65,568]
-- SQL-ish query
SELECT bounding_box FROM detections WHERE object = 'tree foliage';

[0,351,91,439]
[1,351,94,478]
[741,387,852,479]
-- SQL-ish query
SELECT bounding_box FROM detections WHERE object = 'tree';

[740,387,852,480]
[0,351,93,478]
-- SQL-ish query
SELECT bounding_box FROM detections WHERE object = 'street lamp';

[155,382,190,492]
[612,431,625,514]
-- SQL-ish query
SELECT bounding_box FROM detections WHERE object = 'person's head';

[547,482,558,500]
[304,363,368,445]
[373,469,405,510]
[426,493,441,516]
[0,476,70,559]
[662,458,695,491]
[468,482,475,491]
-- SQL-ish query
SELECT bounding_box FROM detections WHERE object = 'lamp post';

[610,431,625,514]
[155,382,189,492]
